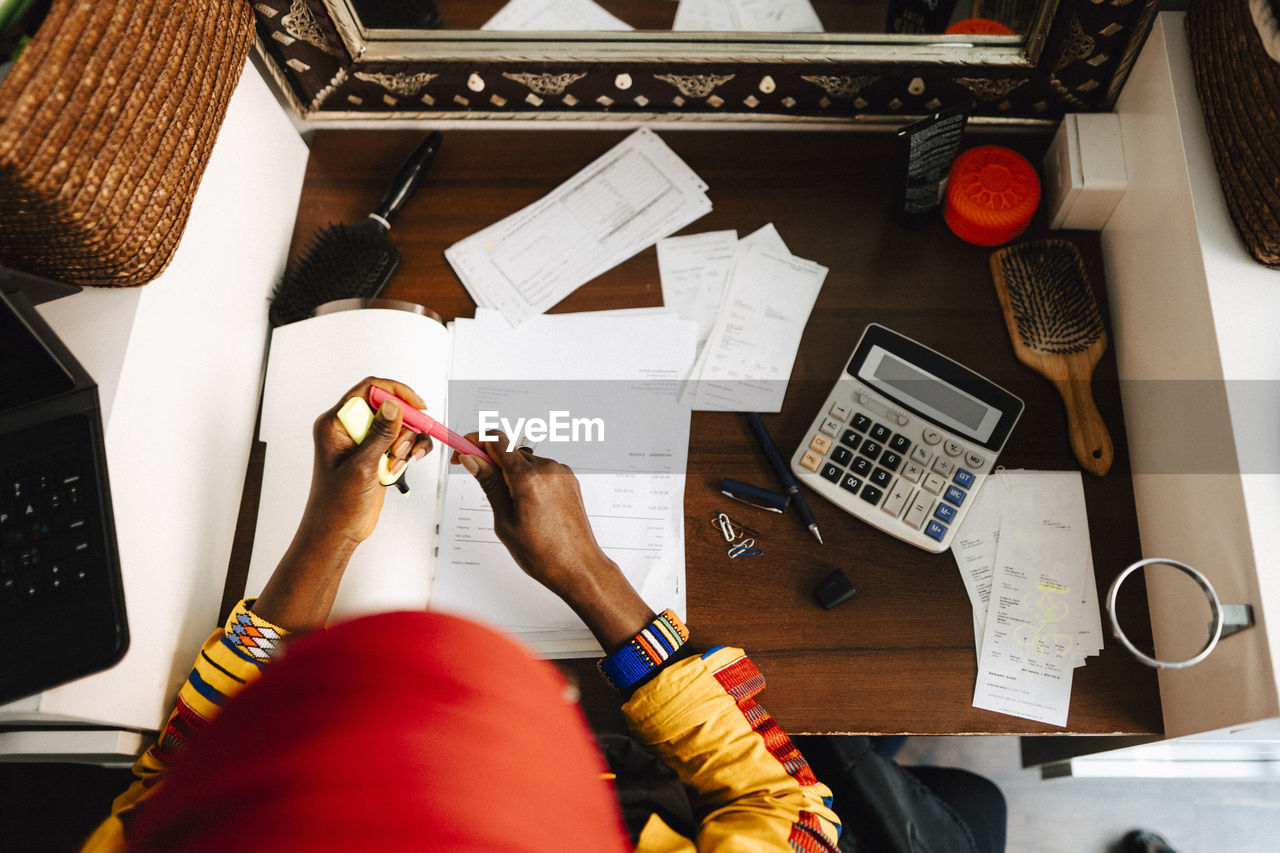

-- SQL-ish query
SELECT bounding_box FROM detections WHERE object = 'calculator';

[790,324,1023,552]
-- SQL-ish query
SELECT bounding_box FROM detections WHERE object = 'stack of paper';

[658,225,828,412]
[951,470,1103,727]
[431,308,697,657]
[445,128,711,328]
[673,0,824,32]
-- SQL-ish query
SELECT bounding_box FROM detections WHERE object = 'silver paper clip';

[727,537,763,558]
[712,512,759,543]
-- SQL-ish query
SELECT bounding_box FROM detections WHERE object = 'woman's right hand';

[452,434,654,652]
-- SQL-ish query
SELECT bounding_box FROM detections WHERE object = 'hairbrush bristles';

[998,240,1103,354]
[269,218,399,327]
[990,238,1113,475]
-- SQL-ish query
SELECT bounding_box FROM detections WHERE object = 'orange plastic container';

[945,18,1016,35]
[944,146,1041,246]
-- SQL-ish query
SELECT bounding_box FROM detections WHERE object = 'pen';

[368,386,493,463]
[746,412,823,544]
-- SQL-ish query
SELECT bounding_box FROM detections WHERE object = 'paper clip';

[728,538,763,558]
[712,512,759,543]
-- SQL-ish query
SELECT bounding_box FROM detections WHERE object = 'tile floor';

[895,736,1280,852]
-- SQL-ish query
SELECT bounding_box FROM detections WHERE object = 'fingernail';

[389,458,408,478]
[411,445,428,461]
[393,436,412,457]
[460,455,480,476]
[379,398,400,420]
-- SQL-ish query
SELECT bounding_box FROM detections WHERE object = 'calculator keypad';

[794,393,987,549]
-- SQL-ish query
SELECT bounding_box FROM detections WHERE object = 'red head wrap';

[130,611,631,852]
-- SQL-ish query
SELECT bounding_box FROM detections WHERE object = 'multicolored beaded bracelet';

[597,610,690,691]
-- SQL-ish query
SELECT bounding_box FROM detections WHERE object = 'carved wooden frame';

[250,0,1159,122]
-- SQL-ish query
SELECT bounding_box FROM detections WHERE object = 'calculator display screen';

[859,346,1002,443]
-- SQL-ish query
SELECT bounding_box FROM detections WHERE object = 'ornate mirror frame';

[250,0,1159,122]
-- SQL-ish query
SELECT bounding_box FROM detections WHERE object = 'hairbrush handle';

[1052,377,1113,476]
[371,131,443,226]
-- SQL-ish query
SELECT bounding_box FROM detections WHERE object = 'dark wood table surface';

[271,127,1162,737]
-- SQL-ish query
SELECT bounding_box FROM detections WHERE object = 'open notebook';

[244,306,696,657]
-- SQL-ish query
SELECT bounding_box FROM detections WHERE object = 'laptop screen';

[0,292,76,413]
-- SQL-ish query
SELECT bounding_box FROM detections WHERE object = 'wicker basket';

[1187,0,1280,270]
[0,0,255,286]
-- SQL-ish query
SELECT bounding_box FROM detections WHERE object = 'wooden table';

[279,127,1162,736]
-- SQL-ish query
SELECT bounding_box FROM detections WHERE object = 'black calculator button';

[859,439,882,461]
[879,451,902,472]
[870,423,892,443]
[889,434,911,453]
[840,429,862,449]
[850,413,872,433]
[870,468,893,488]
[832,446,854,467]
[820,464,843,484]
[839,474,862,494]
[860,484,884,504]
[851,457,872,476]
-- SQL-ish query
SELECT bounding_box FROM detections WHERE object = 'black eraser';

[815,569,856,610]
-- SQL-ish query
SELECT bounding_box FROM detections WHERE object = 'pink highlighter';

[368,386,492,463]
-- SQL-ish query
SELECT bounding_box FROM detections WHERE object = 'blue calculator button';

[925,520,947,542]
[954,468,975,489]
[934,503,956,524]
[944,485,966,507]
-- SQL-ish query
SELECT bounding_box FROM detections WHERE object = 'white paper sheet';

[656,229,738,354]
[673,0,824,32]
[482,0,632,30]
[247,310,452,623]
[680,233,828,412]
[965,470,1100,727]
[431,309,697,655]
[445,128,711,327]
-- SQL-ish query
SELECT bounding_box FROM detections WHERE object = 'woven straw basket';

[0,0,255,286]
[1187,0,1280,270]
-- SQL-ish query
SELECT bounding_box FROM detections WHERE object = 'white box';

[1044,113,1128,230]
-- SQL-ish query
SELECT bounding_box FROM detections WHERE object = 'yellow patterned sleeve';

[625,647,841,853]
[79,600,289,853]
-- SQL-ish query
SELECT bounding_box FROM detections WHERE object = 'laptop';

[0,264,129,705]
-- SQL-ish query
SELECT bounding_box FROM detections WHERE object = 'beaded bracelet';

[596,610,690,691]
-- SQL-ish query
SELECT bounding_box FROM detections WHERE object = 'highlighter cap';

[944,145,1041,246]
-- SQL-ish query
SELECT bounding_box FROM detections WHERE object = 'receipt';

[673,0,824,32]
[446,128,710,327]
[482,0,632,30]
[958,470,1101,727]
[679,227,827,412]
[657,229,738,354]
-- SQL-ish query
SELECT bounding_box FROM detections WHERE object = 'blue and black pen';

[746,412,823,544]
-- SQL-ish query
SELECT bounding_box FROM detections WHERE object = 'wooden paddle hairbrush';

[990,239,1113,476]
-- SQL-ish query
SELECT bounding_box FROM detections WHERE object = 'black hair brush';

[990,238,1113,476]
[269,131,443,327]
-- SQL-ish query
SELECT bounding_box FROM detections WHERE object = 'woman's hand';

[301,377,433,547]
[453,434,653,652]
[254,377,432,633]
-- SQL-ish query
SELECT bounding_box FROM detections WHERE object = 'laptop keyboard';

[0,419,100,618]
